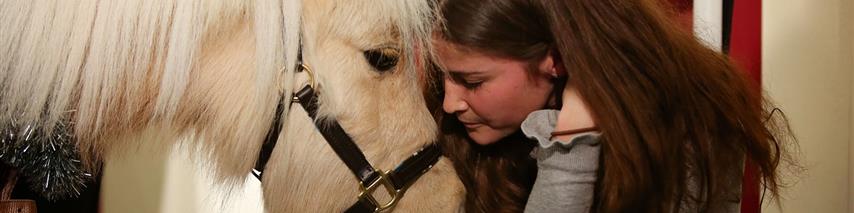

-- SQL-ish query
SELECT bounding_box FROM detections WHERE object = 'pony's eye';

[363,48,400,72]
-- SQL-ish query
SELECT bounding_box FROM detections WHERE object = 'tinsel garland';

[0,118,91,201]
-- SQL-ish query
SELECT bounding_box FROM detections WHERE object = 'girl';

[431,0,794,212]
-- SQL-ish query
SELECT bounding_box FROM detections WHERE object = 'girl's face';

[435,40,558,145]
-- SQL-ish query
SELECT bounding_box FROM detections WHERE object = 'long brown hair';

[433,0,795,212]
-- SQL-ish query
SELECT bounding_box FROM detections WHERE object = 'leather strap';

[387,144,441,190]
[295,86,378,182]
[253,96,286,180]
[345,198,378,213]
[550,126,599,139]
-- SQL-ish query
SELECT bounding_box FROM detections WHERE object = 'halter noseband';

[252,44,441,213]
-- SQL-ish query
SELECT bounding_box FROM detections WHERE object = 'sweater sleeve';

[520,110,601,213]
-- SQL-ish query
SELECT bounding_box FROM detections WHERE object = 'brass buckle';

[358,170,402,212]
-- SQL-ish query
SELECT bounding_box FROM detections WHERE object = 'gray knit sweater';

[520,109,601,213]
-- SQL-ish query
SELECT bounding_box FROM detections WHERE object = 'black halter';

[252,46,442,213]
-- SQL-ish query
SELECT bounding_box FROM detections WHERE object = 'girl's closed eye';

[462,79,484,89]
[448,72,485,90]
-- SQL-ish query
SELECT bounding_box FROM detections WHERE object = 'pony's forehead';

[302,0,429,47]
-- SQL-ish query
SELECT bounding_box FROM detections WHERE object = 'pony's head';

[256,0,464,211]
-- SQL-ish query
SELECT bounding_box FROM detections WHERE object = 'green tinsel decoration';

[0,118,92,201]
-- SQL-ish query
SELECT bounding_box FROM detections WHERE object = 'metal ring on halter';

[291,63,318,104]
[299,63,318,89]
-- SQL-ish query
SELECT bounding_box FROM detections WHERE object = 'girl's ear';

[540,49,566,78]
[551,49,566,77]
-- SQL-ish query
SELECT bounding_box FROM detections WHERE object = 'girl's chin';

[467,128,510,145]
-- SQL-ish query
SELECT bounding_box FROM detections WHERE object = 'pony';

[0,0,464,212]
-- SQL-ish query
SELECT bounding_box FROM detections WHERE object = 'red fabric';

[730,0,763,85]
[665,0,694,31]
[669,0,694,11]
[741,160,761,213]
[729,0,763,212]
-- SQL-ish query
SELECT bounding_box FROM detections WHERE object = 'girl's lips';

[462,122,481,129]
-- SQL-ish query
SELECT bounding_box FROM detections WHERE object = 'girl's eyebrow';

[447,71,482,82]
[447,70,485,78]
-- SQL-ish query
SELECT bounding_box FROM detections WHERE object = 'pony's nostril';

[364,48,400,72]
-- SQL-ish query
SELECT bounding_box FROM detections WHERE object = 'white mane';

[0,0,292,179]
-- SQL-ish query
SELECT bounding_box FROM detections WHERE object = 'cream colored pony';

[0,0,463,212]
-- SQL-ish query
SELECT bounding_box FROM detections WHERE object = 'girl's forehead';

[435,41,504,64]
